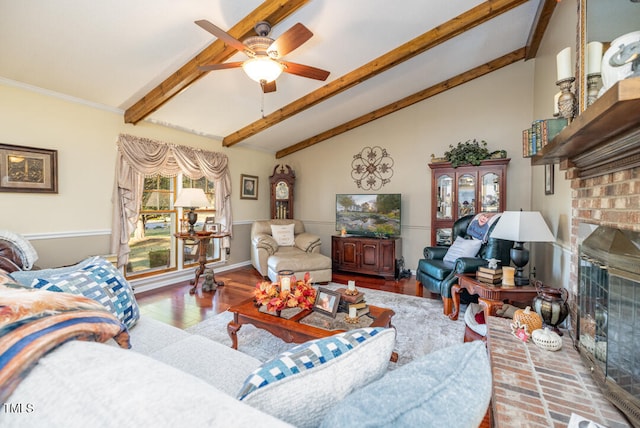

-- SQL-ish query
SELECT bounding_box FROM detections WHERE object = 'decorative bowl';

[532,327,562,351]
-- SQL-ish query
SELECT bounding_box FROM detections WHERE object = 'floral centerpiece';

[253,272,317,313]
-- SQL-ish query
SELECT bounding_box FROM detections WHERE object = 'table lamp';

[489,210,555,285]
[174,188,210,235]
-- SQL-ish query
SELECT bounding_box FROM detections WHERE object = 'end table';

[175,232,229,294]
[450,273,538,320]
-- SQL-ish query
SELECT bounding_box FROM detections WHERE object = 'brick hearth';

[487,317,629,427]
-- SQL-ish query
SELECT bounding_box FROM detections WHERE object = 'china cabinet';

[428,159,509,246]
[269,164,295,219]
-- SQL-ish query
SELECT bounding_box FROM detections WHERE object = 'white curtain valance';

[111,133,233,268]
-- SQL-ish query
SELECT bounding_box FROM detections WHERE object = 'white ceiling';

[0,0,542,154]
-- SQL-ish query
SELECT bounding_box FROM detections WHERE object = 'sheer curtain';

[110,133,232,268]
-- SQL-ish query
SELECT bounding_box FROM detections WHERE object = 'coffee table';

[227,299,397,361]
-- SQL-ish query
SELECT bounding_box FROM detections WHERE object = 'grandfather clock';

[269,164,295,219]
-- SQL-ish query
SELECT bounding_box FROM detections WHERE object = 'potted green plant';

[444,139,490,168]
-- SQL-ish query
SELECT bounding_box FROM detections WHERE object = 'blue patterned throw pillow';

[25,256,140,328]
[237,327,396,428]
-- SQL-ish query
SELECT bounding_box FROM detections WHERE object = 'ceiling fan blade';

[261,80,277,93]
[195,20,254,56]
[267,23,313,58]
[198,61,244,72]
[281,61,330,81]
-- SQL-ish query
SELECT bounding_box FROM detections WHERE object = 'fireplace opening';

[578,226,640,427]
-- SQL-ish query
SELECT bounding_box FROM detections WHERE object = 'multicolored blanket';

[0,272,130,404]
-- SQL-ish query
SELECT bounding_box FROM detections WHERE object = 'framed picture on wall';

[240,174,258,200]
[0,143,58,193]
[545,164,554,195]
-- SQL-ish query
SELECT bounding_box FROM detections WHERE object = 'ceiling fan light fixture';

[242,57,284,83]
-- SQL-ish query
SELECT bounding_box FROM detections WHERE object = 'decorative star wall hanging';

[351,146,394,190]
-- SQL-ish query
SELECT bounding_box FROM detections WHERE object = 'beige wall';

[0,82,274,268]
[284,60,535,270]
[529,0,577,287]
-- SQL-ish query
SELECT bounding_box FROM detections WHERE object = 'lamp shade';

[242,57,284,83]
[174,188,210,208]
[490,211,555,242]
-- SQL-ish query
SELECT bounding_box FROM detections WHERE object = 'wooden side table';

[449,273,538,320]
[175,232,229,294]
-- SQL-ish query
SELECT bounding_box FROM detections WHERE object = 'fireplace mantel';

[532,77,640,178]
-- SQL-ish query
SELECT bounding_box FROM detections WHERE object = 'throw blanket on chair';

[466,213,502,243]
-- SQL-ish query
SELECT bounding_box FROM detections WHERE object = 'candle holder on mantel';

[556,77,577,123]
[586,73,602,107]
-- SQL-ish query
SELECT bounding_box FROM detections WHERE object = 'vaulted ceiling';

[0,0,554,157]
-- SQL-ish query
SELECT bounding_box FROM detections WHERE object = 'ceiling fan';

[196,20,330,93]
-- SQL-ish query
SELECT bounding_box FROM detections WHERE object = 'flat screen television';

[336,194,401,238]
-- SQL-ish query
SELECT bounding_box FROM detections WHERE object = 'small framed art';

[545,164,554,195]
[240,174,258,200]
[0,143,58,193]
[313,287,340,318]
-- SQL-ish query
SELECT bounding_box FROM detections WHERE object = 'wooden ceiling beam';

[525,0,557,60]
[223,0,529,147]
[276,48,526,158]
[124,0,310,125]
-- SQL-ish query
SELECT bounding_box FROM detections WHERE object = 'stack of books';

[336,288,368,316]
[476,266,502,285]
[522,117,568,157]
[348,301,370,317]
[336,288,365,304]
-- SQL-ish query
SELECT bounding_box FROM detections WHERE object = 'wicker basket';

[532,327,563,351]
[512,306,542,334]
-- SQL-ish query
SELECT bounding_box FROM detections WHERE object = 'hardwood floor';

[135,265,422,329]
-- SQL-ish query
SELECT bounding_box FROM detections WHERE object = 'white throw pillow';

[270,224,295,246]
[442,236,482,265]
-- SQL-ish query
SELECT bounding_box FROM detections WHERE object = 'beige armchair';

[251,219,332,283]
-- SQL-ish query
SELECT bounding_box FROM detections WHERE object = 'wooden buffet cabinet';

[428,158,509,246]
[331,235,401,280]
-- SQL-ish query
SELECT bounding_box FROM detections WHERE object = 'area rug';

[186,283,466,368]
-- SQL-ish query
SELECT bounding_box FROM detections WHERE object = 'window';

[126,176,176,276]
[112,134,231,273]
[181,176,220,267]
[125,174,220,278]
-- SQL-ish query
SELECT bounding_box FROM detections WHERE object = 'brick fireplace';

[493,78,640,427]
[568,166,640,330]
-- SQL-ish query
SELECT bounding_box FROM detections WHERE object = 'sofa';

[1,251,492,427]
[250,219,332,283]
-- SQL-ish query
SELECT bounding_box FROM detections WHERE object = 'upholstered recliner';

[415,214,513,316]
[251,219,332,283]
